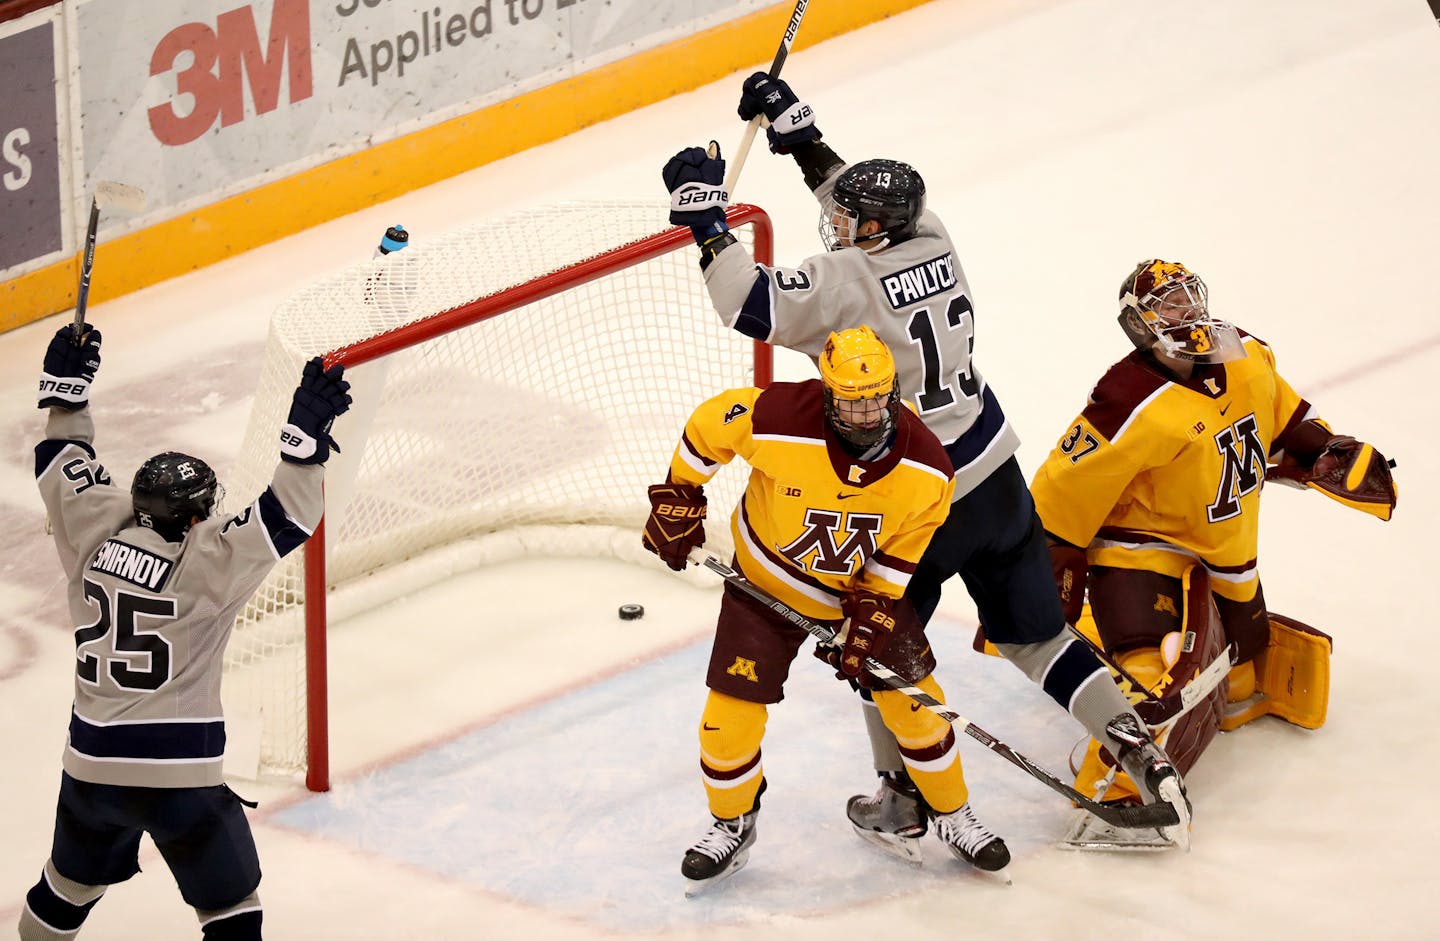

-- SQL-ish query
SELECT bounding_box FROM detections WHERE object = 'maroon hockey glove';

[1047,534,1088,626]
[838,591,898,678]
[642,482,706,571]
[1267,435,1397,520]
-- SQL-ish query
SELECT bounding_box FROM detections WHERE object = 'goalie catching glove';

[642,482,706,571]
[38,324,101,410]
[1267,434,1397,521]
[280,357,352,465]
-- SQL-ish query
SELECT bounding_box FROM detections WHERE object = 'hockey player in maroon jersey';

[661,72,1189,859]
[1030,259,1397,810]
[20,323,351,940]
[642,327,1008,892]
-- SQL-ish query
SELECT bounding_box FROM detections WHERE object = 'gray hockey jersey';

[703,169,1020,499]
[36,407,324,788]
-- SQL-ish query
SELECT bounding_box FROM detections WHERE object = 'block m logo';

[777,509,882,577]
[1207,413,1266,522]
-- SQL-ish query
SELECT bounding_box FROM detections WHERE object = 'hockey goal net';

[222,201,772,791]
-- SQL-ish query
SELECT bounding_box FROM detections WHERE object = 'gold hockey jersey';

[667,380,955,620]
[1031,334,1314,602]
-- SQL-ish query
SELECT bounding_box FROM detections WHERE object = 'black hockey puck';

[618,603,645,621]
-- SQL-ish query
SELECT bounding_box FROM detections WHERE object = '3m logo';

[725,657,759,683]
[148,0,314,146]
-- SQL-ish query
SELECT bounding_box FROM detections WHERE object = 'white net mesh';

[222,200,768,778]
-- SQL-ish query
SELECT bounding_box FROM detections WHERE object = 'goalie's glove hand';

[1047,534,1087,626]
[39,325,101,410]
[1269,434,1397,519]
[281,357,352,465]
[642,482,706,571]
[737,72,820,154]
[662,145,729,243]
[838,590,898,679]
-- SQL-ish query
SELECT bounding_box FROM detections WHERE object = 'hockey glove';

[737,72,820,154]
[1267,435,1397,520]
[1047,534,1088,626]
[280,357,352,465]
[38,324,101,410]
[642,482,706,571]
[838,590,898,678]
[662,146,729,244]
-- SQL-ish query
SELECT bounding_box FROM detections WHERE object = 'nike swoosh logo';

[837,492,861,500]
[702,723,719,731]
[1220,403,1231,415]
[910,702,922,712]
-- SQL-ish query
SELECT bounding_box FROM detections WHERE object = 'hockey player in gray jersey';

[20,324,351,941]
[660,73,1190,862]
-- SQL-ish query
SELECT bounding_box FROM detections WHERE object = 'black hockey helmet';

[820,159,926,252]
[132,451,221,542]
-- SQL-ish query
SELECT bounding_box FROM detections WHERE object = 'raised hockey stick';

[688,550,1181,829]
[724,0,811,195]
[73,181,148,343]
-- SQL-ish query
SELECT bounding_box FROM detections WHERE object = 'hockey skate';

[846,773,928,864]
[930,803,1012,882]
[681,805,759,897]
[1106,713,1193,851]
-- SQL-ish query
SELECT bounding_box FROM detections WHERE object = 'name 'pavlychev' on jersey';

[666,379,955,620]
[1031,332,1314,603]
[36,407,324,788]
[701,167,1019,500]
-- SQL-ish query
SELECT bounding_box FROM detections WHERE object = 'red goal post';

[223,201,773,792]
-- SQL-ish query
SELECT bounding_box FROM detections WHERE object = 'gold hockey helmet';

[1118,259,1244,365]
[820,325,900,451]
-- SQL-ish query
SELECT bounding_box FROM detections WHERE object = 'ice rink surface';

[2,1,1439,937]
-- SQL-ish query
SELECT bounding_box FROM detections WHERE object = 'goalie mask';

[132,451,223,543]
[820,325,901,452]
[1118,259,1244,365]
[819,159,926,253]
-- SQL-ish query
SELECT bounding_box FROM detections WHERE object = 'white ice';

[2,1,1438,938]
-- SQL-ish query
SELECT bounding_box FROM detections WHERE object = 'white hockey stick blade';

[94,181,147,213]
[1057,811,1178,853]
[1157,776,1192,852]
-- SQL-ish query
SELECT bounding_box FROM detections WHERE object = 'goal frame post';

[301,204,775,791]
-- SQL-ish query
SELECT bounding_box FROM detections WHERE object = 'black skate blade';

[682,848,750,899]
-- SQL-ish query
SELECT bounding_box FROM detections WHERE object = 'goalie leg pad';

[1221,614,1332,731]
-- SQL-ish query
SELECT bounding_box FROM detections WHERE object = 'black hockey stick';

[724,0,811,194]
[688,551,1180,829]
[73,181,148,343]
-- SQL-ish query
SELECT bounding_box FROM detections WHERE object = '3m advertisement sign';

[77,0,765,221]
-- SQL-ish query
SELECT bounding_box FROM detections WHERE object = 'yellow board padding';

[1220,613,1332,731]
[0,0,940,331]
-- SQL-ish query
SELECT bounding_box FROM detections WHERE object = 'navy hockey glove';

[737,72,819,154]
[38,324,101,410]
[642,482,706,571]
[281,357,352,465]
[662,145,729,243]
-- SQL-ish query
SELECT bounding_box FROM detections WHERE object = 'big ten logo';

[148,0,314,147]
[2,126,32,192]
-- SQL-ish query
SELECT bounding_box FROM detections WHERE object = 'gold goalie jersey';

[667,379,955,620]
[1031,333,1314,603]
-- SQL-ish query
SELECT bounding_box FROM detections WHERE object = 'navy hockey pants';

[906,455,1065,646]
[47,772,261,911]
